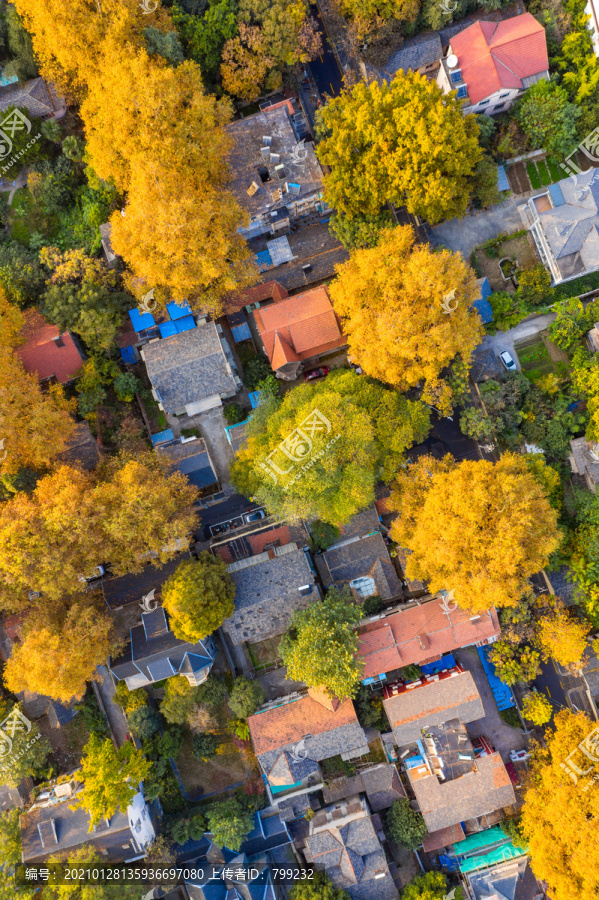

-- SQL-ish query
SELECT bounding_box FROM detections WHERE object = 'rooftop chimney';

[51,334,65,348]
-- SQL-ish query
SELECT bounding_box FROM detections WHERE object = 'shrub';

[362,594,383,616]
[309,520,341,551]
[385,799,428,848]
[192,732,222,760]
[114,372,141,402]
[115,682,148,713]
[128,705,162,740]
[196,675,228,707]
[224,403,247,425]
[354,684,388,732]
[500,707,522,728]
[244,356,272,390]
[228,676,265,719]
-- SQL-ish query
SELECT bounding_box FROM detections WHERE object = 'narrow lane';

[308,3,344,99]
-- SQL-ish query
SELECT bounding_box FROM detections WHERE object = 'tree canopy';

[390,454,561,612]
[75,734,151,826]
[401,872,463,900]
[329,226,483,410]
[515,79,581,161]
[290,871,351,900]
[162,553,236,643]
[206,796,254,851]
[385,798,428,849]
[279,587,364,700]
[228,676,265,719]
[231,369,430,525]
[0,701,51,788]
[316,71,482,225]
[521,710,599,900]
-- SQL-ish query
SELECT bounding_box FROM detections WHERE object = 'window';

[499,92,510,98]
[478,99,490,106]
[450,69,462,84]
[491,104,504,112]
[457,85,468,100]
[350,576,376,598]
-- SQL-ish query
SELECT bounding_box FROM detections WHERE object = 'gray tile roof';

[142,322,237,413]
[322,764,406,811]
[247,222,349,292]
[537,171,599,277]
[383,671,484,745]
[110,608,215,684]
[324,532,402,602]
[259,720,370,779]
[0,77,58,117]
[223,547,318,645]
[58,422,99,471]
[384,34,442,76]
[409,751,516,833]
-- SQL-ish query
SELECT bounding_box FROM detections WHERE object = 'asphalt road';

[308,3,343,99]
[196,494,262,541]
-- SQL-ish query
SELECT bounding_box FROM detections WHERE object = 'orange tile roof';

[357,599,501,678]
[253,286,345,368]
[451,14,548,105]
[248,695,359,756]
[223,280,288,315]
[16,309,84,384]
[271,332,301,370]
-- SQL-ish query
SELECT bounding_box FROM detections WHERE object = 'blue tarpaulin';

[421,653,456,675]
[256,250,272,271]
[167,300,192,320]
[128,308,155,332]
[175,315,196,333]
[151,429,175,446]
[478,645,515,710]
[159,320,178,338]
[119,346,137,365]
[231,323,252,342]
[249,391,262,409]
[497,165,510,192]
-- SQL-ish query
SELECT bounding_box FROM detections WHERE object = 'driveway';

[430,196,523,259]
[480,311,557,369]
[94,665,129,747]
[456,647,527,758]
[178,406,234,488]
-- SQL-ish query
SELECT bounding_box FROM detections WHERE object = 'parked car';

[244,509,266,524]
[304,366,330,382]
[499,350,517,371]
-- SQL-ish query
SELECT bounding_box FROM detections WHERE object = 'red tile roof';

[451,14,548,105]
[16,310,84,384]
[223,280,289,315]
[248,695,359,756]
[357,599,500,678]
[253,287,346,369]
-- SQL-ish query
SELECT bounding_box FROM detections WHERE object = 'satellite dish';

[447,54,458,69]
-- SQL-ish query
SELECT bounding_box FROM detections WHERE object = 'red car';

[304,366,330,382]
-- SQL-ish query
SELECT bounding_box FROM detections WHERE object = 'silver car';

[499,350,517,371]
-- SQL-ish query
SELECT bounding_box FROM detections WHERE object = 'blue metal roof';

[159,320,178,338]
[175,315,196,333]
[256,250,272,271]
[473,298,494,324]
[497,164,509,192]
[119,346,137,365]
[477,276,492,301]
[128,307,155,331]
[549,182,566,207]
[231,322,252,343]
[150,429,175,446]
[167,299,192,320]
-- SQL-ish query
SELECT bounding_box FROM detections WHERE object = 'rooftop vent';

[270,152,280,164]
[298,584,313,596]
[257,166,270,184]
[261,146,270,160]
[262,135,272,146]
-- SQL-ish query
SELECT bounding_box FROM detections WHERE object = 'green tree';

[62,135,86,161]
[206,796,254,850]
[385,798,428,848]
[231,369,429,525]
[192,731,222,760]
[144,26,185,66]
[4,6,38,81]
[160,677,201,725]
[197,674,228,707]
[228,676,265,718]
[0,807,36,898]
[471,154,502,209]
[521,691,553,725]
[75,734,151,826]
[43,281,130,352]
[172,1,239,81]
[330,211,393,250]
[515,80,581,160]
[518,265,554,307]
[0,240,45,305]
[114,372,141,402]
[44,846,142,898]
[128,705,162,740]
[310,520,340,551]
[316,71,482,224]
[279,587,364,700]
[41,118,63,143]
[290,871,351,900]
[171,812,207,844]
[401,872,463,900]
[0,702,51,787]
[162,554,236,643]
[459,407,495,442]
[115,681,148,713]
[488,641,542,685]
[549,298,586,353]
[500,815,527,849]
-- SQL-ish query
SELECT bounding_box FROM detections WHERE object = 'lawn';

[247,636,282,671]
[536,160,552,187]
[526,163,542,190]
[176,734,249,798]
[547,158,564,182]
[515,335,569,383]
[525,159,566,192]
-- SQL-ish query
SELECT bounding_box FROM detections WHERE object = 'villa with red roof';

[16,309,84,385]
[357,596,501,682]
[252,286,346,380]
[437,13,549,116]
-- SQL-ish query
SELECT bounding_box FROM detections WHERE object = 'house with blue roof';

[155,433,219,495]
[109,607,216,690]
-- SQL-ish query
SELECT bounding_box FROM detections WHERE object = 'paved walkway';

[480,311,557,367]
[456,647,527,758]
[94,665,129,747]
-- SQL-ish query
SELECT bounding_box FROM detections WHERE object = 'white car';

[499,350,517,371]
